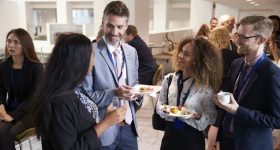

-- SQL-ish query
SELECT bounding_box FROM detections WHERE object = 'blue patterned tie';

[223,63,249,134]
[234,64,249,101]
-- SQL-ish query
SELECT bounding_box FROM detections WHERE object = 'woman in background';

[0,28,43,150]
[270,31,280,150]
[33,33,127,150]
[209,26,242,90]
[207,26,242,150]
[269,31,280,66]
[156,37,222,150]
[196,24,211,39]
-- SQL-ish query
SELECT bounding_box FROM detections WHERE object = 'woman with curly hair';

[156,37,222,150]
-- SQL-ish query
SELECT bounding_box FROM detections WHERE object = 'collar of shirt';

[244,52,264,67]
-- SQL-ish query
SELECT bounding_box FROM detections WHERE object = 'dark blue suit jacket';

[128,35,157,85]
[225,56,280,150]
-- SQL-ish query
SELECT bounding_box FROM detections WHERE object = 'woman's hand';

[94,105,127,137]
[0,112,14,122]
[104,104,127,126]
[192,112,202,120]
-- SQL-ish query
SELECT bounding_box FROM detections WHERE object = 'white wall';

[215,3,239,20]
[239,7,280,21]
[190,0,213,33]
[0,1,21,51]
[215,3,239,33]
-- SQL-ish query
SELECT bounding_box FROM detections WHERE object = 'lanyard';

[176,73,195,107]
[236,53,265,94]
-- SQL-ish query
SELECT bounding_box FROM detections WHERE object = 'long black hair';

[32,33,92,139]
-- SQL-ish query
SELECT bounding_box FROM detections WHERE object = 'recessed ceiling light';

[246,0,252,2]
[254,3,259,6]
[250,1,255,4]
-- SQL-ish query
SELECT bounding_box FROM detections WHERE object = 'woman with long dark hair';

[0,28,43,150]
[33,33,127,150]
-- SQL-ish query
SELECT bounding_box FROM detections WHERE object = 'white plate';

[134,84,162,95]
[167,112,194,119]
[161,105,194,119]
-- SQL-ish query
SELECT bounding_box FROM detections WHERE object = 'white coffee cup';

[218,92,231,104]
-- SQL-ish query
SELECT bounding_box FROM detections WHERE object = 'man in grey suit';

[83,1,142,150]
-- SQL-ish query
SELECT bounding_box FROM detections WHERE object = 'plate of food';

[134,84,161,95]
[160,105,194,119]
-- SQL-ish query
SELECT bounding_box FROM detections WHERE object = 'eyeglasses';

[234,33,260,41]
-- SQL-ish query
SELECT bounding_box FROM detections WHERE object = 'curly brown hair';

[208,26,230,50]
[173,37,222,93]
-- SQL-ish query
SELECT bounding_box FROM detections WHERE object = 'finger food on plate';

[139,86,153,93]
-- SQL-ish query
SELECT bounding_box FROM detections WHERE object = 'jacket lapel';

[230,59,244,92]
[238,57,269,103]
[121,44,133,86]
[98,39,119,83]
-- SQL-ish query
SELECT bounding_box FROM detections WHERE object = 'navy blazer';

[225,56,280,150]
[128,35,157,85]
[0,57,43,127]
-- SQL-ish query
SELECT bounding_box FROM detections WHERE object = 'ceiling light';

[254,3,259,6]
[246,0,252,2]
[250,1,255,4]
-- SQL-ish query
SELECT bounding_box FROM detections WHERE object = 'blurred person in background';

[210,17,218,30]
[270,31,280,150]
[124,25,157,85]
[219,14,238,53]
[207,26,242,150]
[196,24,211,39]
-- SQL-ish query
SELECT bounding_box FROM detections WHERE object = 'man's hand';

[115,85,135,100]
[214,94,239,114]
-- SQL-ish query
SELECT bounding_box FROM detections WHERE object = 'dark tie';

[234,64,249,101]
[223,63,249,134]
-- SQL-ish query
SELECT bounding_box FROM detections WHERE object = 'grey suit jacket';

[83,39,140,146]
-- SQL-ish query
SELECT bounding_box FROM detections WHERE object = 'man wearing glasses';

[215,16,280,150]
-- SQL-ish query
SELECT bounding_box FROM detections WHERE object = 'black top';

[0,57,43,127]
[128,35,157,85]
[42,91,100,150]
[8,68,22,112]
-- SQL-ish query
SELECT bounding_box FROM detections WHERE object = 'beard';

[105,33,122,45]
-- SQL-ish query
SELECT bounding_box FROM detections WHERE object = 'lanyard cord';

[176,73,195,106]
